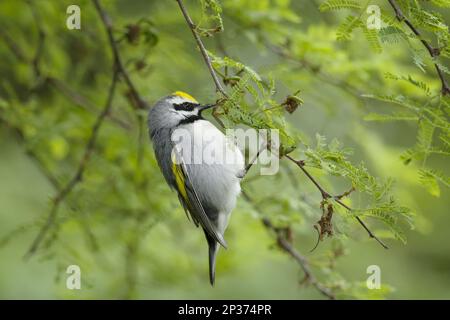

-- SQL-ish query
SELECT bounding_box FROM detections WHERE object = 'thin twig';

[0,29,28,62]
[4,119,105,261]
[93,0,147,109]
[270,222,336,299]
[28,0,45,78]
[24,69,119,259]
[183,4,386,248]
[135,112,146,185]
[46,77,131,130]
[285,155,388,249]
[0,26,131,130]
[244,141,267,175]
[93,0,149,185]
[387,0,449,96]
[176,0,228,97]
[242,191,335,299]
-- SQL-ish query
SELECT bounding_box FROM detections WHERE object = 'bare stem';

[93,0,147,109]
[24,69,119,259]
[387,0,449,96]
[285,155,388,249]
[243,192,335,299]
[176,0,228,97]
[244,141,268,176]
[46,77,131,130]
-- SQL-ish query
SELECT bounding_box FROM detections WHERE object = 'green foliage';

[209,53,298,155]
[197,0,224,35]
[336,15,363,41]
[319,0,362,11]
[419,168,450,197]
[303,134,413,243]
[364,112,419,122]
[363,70,449,195]
[405,1,448,32]
[430,0,450,8]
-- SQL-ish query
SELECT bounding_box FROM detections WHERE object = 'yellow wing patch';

[171,152,188,201]
[170,149,228,248]
[172,91,198,103]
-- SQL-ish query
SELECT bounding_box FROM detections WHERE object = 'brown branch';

[1,120,104,258]
[93,0,149,189]
[387,0,449,96]
[0,25,131,131]
[5,0,142,260]
[24,68,119,259]
[285,155,388,249]
[124,240,139,299]
[28,0,45,78]
[0,29,28,62]
[92,0,147,109]
[209,19,385,249]
[46,77,131,130]
[175,0,385,293]
[244,141,268,176]
[176,0,228,97]
[242,191,335,299]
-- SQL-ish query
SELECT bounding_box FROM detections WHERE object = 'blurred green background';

[0,0,449,299]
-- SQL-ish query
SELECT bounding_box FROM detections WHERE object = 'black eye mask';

[174,102,198,111]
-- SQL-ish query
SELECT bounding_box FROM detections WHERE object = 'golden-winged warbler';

[148,91,244,285]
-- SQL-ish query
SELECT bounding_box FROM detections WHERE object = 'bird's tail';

[205,232,219,286]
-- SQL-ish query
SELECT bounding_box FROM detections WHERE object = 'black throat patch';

[177,115,203,126]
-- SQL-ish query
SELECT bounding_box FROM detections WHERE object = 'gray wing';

[171,148,227,249]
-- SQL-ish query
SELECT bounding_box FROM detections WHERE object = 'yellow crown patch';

[172,91,198,103]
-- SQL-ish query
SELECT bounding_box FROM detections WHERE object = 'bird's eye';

[174,102,197,111]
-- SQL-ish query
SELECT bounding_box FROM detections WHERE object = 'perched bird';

[148,91,245,285]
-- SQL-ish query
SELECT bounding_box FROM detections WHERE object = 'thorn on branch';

[334,186,355,200]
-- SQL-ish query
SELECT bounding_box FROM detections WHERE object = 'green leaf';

[419,169,450,197]
[379,26,408,44]
[336,15,362,41]
[431,0,450,7]
[364,112,419,122]
[361,25,383,53]
[384,72,431,95]
[319,0,362,12]
[354,200,411,244]
[198,0,224,35]
[209,53,298,155]
[410,7,448,32]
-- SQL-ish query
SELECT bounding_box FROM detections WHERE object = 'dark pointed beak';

[198,104,215,115]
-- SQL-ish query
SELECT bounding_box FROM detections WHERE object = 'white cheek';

[175,110,198,118]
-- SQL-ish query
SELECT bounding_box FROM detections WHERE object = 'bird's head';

[148,91,215,132]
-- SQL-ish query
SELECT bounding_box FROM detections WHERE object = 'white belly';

[172,120,245,233]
